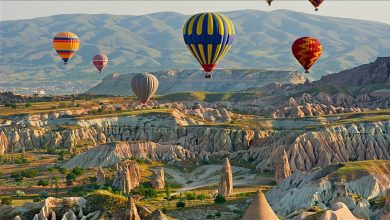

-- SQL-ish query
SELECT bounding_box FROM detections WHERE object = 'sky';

[1,1,390,24]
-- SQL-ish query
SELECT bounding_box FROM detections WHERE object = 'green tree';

[214,195,226,204]
[37,179,49,188]
[165,184,171,199]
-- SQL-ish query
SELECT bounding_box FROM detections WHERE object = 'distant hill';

[87,69,305,96]
[318,57,390,86]
[1,10,390,94]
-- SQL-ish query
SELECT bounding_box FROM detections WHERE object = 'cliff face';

[318,57,390,87]
[1,111,389,172]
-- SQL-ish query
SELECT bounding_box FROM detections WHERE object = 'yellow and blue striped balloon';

[183,12,235,78]
[53,32,80,64]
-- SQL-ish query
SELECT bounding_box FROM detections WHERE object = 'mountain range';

[1,10,390,94]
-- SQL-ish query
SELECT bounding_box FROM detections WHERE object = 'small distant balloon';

[183,12,235,79]
[292,37,322,73]
[53,32,79,64]
[92,54,109,73]
[131,73,159,105]
[309,0,324,11]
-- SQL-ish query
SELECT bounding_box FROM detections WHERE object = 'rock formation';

[151,167,165,190]
[125,196,141,220]
[218,158,233,197]
[145,209,170,220]
[381,190,390,220]
[64,141,195,168]
[0,131,8,155]
[96,167,105,186]
[242,190,279,220]
[266,161,390,217]
[13,216,21,220]
[272,148,291,184]
[320,202,362,220]
[112,160,140,193]
[61,210,77,220]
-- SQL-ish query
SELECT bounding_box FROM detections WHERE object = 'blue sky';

[1,1,390,24]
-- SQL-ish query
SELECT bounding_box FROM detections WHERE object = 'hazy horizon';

[1,1,390,24]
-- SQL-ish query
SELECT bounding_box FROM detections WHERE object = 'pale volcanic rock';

[151,167,165,190]
[241,190,279,220]
[381,190,390,220]
[320,202,362,220]
[96,167,105,186]
[272,149,291,184]
[0,130,8,155]
[125,196,141,220]
[145,209,171,220]
[112,160,140,193]
[61,210,77,220]
[63,141,195,168]
[13,216,22,220]
[218,158,233,197]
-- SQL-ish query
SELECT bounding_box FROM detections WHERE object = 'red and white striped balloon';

[92,54,109,73]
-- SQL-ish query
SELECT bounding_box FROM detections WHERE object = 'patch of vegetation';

[176,201,186,208]
[37,179,49,187]
[214,195,227,204]
[85,190,127,213]
[68,184,100,196]
[21,169,39,178]
[131,183,157,198]
[1,197,12,205]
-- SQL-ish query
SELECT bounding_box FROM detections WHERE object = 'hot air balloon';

[53,32,79,64]
[183,12,235,79]
[292,37,322,73]
[266,0,273,6]
[309,0,324,11]
[92,54,109,73]
[131,73,159,105]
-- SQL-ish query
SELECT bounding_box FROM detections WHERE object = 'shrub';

[131,184,157,198]
[186,192,197,200]
[47,167,55,173]
[58,167,67,174]
[14,157,29,164]
[215,212,221,217]
[25,102,32,107]
[214,195,226,204]
[176,201,185,208]
[22,169,39,178]
[68,184,100,196]
[39,190,49,199]
[37,179,49,187]
[72,167,84,176]
[46,148,57,154]
[197,194,208,200]
[15,190,25,197]
[206,214,214,219]
[1,197,12,205]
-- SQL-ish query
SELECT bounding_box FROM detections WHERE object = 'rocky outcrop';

[0,130,8,155]
[125,196,141,220]
[61,210,77,220]
[64,141,195,168]
[381,190,390,220]
[242,190,279,220]
[218,158,233,197]
[96,167,105,186]
[112,160,140,193]
[272,148,291,184]
[320,202,362,220]
[266,161,390,217]
[318,57,390,87]
[145,209,170,220]
[151,167,165,190]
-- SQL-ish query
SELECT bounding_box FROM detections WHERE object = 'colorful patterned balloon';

[292,37,322,73]
[92,54,109,73]
[131,73,159,105]
[183,12,235,78]
[53,32,79,64]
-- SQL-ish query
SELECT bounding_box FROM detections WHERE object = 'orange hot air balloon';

[309,0,324,11]
[292,37,322,73]
[53,32,79,64]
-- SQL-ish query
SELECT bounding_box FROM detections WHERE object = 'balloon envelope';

[131,73,159,104]
[309,0,324,10]
[53,32,79,64]
[93,54,109,72]
[291,37,322,73]
[183,12,235,77]
[266,0,273,6]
